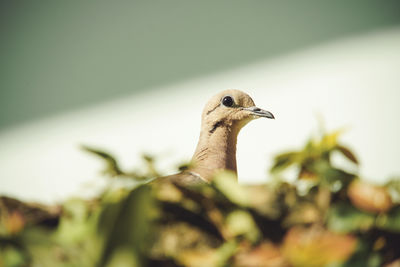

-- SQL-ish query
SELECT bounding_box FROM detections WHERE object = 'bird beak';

[243,106,275,119]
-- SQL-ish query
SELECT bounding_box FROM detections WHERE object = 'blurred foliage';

[1,130,400,267]
[81,146,161,180]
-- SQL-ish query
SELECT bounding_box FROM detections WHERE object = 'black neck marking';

[209,120,225,134]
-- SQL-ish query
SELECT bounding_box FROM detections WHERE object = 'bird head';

[201,89,274,134]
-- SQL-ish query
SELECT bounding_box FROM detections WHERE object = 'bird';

[156,89,274,186]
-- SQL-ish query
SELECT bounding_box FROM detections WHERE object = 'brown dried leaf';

[336,145,359,164]
[348,180,393,214]
[282,226,357,267]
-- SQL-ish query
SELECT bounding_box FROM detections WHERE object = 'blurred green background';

[1,1,400,130]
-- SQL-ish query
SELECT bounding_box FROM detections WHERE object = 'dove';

[157,89,274,185]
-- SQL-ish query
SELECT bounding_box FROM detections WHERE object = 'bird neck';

[191,122,240,182]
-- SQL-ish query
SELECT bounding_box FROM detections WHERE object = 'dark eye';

[222,96,234,107]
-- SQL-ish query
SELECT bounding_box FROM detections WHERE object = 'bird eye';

[222,96,234,107]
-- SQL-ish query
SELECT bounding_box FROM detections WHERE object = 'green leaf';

[105,247,140,267]
[386,178,400,204]
[327,203,375,233]
[270,152,299,173]
[56,198,95,244]
[376,206,400,233]
[142,154,160,177]
[225,210,260,242]
[341,240,382,267]
[314,161,355,187]
[81,145,123,176]
[320,129,344,151]
[212,171,249,206]
[214,241,238,267]
[0,245,28,267]
[283,203,321,227]
[98,185,158,267]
